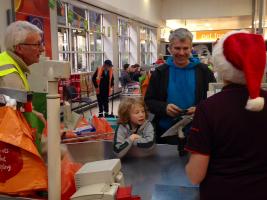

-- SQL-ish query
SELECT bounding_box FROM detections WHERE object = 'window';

[57,1,67,26]
[89,10,103,72]
[118,18,130,70]
[71,29,87,71]
[140,27,153,66]
[58,27,69,61]
[57,2,103,73]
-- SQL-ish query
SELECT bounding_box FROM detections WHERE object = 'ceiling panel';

[166,15,253,31]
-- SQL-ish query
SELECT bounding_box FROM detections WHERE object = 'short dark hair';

[134,64,140,68]
[123,63,130,70]
[104,59,113,67]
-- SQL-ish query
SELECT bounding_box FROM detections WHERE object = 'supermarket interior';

[1,0,267,200]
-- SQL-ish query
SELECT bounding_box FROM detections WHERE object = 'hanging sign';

[195,30,231,41]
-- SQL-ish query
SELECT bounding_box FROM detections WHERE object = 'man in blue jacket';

[145,28,216,155]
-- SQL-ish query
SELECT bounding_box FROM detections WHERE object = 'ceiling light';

[166,20,186,29]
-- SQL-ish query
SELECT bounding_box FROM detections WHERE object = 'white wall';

[0,0,12,52]
[81,0,163,27]
[162,0,252,19]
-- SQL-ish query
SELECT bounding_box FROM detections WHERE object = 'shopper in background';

[145,28,215,154]
[92,59,114,118]
[155,54,165,65]
[113,97,155,158]
[185,31,267,200]
[119,63,132,87]
[0,21,44,90]
[130,63,141,82]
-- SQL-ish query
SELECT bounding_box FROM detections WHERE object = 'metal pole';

[47,93,61,200]
[252,0,256,33]
[258,0,264,34]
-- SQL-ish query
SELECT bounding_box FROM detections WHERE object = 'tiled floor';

[83,97,121,118]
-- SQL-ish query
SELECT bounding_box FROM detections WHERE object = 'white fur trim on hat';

[212,30,249,84]
[245,97,265,111]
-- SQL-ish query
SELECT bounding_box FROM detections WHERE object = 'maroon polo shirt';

[185,84,267,200]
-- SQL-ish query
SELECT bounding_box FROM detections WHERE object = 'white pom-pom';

[3,95,10,102]
[9,99,17,106]
[6,98,17,110]
[245,97,264,111]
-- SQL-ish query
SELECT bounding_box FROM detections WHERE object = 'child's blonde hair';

[117,97,148,125]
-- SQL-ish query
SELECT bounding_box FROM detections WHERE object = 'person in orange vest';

[92,59,114,117]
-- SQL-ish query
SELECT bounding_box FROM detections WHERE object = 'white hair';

[4,21,43,51]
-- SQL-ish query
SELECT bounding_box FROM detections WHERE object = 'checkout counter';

[66,141,199,200]
[0,141,199,200]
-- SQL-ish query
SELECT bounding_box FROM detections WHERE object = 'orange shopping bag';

[141,72,151,97]
[91,115,114,140]
[61,154,82,200]
[0,107,47,196]
[92,115,113,134]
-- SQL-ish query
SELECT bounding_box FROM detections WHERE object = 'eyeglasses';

[19,43,44,48]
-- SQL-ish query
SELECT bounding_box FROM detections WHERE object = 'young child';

[113,98,155,158]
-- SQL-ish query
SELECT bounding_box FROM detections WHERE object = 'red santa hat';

[212,30,266,111]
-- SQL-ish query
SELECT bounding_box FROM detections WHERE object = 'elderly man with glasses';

[0,20,44,90]
[0,21,46,153]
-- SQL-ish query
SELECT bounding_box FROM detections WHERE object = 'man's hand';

[130,134,141,141]
[187,106,196,115]
[166,104,182,117]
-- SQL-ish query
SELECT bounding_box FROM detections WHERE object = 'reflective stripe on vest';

[95,66,113,95]
[0,51,30,91]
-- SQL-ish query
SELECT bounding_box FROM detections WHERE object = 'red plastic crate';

[116,186,141,200]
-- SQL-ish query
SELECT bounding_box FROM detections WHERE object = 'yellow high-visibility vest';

[0,51,30,91]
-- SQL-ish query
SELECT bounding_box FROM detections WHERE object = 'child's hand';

[130,134,140,141]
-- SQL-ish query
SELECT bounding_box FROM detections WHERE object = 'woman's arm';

[185,153,210,185]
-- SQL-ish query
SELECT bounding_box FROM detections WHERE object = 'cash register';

[71,159,124,200]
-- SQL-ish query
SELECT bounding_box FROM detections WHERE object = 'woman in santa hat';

[185,30,267,200]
